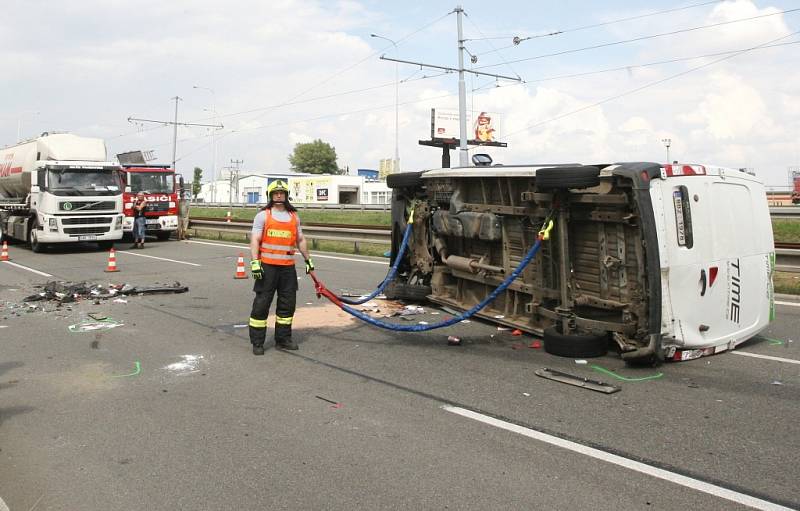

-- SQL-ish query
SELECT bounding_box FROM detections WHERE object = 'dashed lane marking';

[116,251,202,267]
[183,240,388,265]
[443,405,794,511]
[1,260,54,277]
[732,351,800,365]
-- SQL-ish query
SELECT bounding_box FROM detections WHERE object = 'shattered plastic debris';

[497,327,510,331]
[522,392,530,397]
[530,340,542,349]
[68,318,124,333]
[771,381,784,386]
[512,329,523,336]
[112,298,128,304]
[574,359,588,365]
[24,280,188,303]
[447,336,461,346]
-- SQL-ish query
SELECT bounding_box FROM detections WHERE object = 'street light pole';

[371,33,400,172]
[193,85,217,203]
[662,138,672,163]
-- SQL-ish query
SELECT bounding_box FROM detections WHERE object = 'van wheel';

[543,324,608,358]
[384,281,431,301]
[536,166,600,190]
[387,171,423,189]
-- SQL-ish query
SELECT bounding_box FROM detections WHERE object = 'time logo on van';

[728,259,742,324]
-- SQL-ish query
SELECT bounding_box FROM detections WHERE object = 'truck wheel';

[543,324,608,358]
[156,231,172,241]
[29,225,45,253]
[536,166,600,190]
[387,171,424,189]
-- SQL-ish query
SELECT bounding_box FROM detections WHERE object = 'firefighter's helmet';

[267,180,289,198]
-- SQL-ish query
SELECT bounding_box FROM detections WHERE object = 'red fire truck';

[120,165,179,240]
[792,170,800,204]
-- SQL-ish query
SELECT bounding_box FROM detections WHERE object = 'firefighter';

[248,180,314,355]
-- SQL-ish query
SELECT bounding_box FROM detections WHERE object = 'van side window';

[672,185,693,249]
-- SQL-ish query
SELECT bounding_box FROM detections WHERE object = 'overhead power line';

[476,7,800,70]
[476,29,800,148]
[470,0,725,49]
[470,39,800,92]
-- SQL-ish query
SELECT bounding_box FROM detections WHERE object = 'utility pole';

[662,138,672,163]
[193,85,220,203]
[377,6,520,167]
[128,98,224,178]
[370,34,400,172]
[230,159,244,204]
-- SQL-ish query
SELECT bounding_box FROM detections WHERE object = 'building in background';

[378,158,400,179]
[196,171,391,205]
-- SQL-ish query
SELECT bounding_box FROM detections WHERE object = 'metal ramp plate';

[535,368,620,394]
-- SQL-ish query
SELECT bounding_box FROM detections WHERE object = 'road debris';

[23,280,189,304]
[535,368,620,394]
[447,335,462,346]
[68,318,124,333]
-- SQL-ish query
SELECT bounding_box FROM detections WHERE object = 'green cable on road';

[111,361,141,378]
[590,364,663,382]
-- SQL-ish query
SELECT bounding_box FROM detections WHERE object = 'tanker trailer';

[0,132,124,252]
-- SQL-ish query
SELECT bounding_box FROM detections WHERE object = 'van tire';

[543,324,608,358]
[384,281,431,301]
[536,166,600,190]
[387,172,424,189]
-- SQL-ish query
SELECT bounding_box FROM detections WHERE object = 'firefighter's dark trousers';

[249,264,298,347]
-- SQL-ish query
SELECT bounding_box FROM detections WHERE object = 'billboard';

[290,176,331,203]
[431,109,501,144]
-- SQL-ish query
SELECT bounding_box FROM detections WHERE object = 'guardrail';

[187,219,391,254]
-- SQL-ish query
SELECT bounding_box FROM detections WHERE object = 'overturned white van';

[386,161,775,365]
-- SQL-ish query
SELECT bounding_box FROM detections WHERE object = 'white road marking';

[443,405,793,511]
[116,250,202,267]
[732,352,800,365]
[1,260,53,277]
[183,240,388,265]
[775,300,800,308]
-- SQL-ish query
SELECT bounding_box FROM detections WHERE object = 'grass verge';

[774,271,800,295]
[190,206,391,226]
[773,219,800,243]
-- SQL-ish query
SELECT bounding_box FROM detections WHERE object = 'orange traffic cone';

[105,248,120,272]
[0,241,8,261]
[234,253,248,279]
[226,211,232,223]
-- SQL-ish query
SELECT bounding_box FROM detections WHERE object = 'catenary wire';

[475,8,800,70]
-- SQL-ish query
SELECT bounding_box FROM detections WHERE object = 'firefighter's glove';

[250,260,263,280]
[304,258,315,274]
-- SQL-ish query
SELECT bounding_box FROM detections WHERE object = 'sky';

[2,0,799,189]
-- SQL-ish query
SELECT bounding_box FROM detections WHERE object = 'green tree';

[192,167,203,199]
[288,139,338,174]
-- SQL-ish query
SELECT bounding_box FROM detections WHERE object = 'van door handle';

[700,269,707,297]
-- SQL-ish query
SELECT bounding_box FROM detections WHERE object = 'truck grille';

[145,201,170,213]
[59,201,116,211]
[61,217,113,225]
[64,226,111,235]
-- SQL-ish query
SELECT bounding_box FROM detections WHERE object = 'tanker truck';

[0,132,124,252]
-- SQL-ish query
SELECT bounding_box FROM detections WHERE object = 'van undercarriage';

[387,163,664,365]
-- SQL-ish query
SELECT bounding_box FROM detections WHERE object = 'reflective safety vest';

[260,209,298,266]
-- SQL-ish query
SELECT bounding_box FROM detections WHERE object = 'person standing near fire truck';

[248,180,314,355]
[132,191,148,249]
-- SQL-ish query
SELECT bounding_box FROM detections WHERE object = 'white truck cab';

[386,161,774,364]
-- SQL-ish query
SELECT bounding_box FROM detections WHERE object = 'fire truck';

[119,165,179,240]
[792,169,800,204]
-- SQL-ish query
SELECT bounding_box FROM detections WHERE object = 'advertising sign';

[431,109,502,144]
[316,188,329,201]
[290,176,331,203]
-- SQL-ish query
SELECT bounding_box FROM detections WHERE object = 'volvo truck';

[0,132,124,251]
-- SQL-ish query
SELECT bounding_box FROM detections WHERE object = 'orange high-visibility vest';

[260,210,298,266]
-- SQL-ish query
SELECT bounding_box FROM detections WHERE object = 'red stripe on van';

[664,164,706,177]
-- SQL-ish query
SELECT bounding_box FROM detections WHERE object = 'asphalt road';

[1,238,799,510]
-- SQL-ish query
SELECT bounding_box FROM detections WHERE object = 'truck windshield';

[130,173,175,194]
[46,168,122,196]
